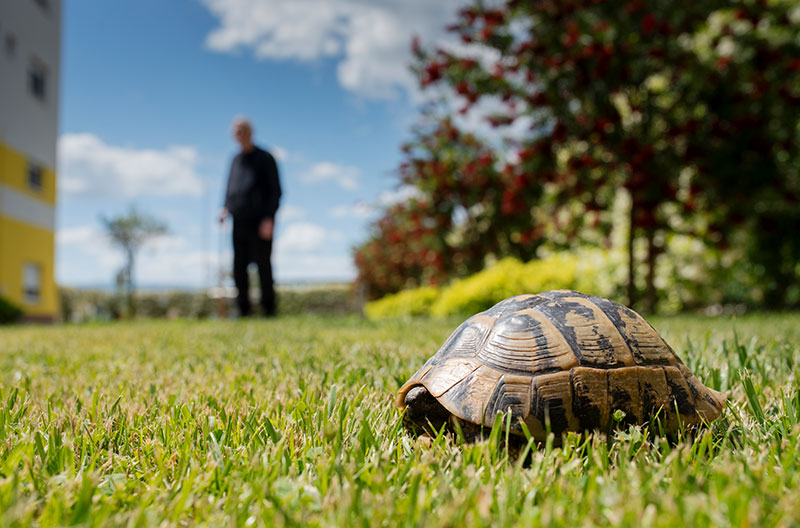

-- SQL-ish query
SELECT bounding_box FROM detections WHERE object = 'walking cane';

[216,220,228,319]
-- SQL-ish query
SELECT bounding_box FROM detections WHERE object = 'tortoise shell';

[397,290,725,439]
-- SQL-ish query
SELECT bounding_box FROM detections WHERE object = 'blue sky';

[56,0,466,287]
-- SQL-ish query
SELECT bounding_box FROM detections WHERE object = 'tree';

[682,3,800,307]
[354,114,539,299]
[416,1,734,311]
[409,0,800,311]
[356,0,800,309]
[101,207,168,317]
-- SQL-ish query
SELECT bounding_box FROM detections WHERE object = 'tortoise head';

[400,385,451,436]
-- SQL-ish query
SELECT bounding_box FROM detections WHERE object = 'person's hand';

[259,218,274,240]
[218,207,229,224]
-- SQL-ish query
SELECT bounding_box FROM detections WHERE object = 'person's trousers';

[232,222,276,316]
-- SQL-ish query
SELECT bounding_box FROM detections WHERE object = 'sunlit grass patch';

[0,314,799,526]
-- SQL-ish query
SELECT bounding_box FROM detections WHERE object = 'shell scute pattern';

[398,291,726,440]
[478,310,575,376]
[581,294,675,365]
[483,294,547,317]
[663,366,697,416]
[482,374,531,430]
[637,367,671,423]
[529,372,575,436]
[434,316,487,361]
[537,295,633,368]
[436,365,503,426]
[570,367,609,431]
[420,358,481,398]
[608,368,643,426]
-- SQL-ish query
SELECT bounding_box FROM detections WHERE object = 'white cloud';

[57,223,226,287]
[269,144,289,162]
[272,221,354,280]
[449,94,536,147]
[137,247,226,287]
[199,0,469,99]
[276,204,307,221]
[274,221,330,254]
[57,224,122,284]
[325,187,422,222]
[57,220,356,286]
[57,224,124,280]
[330,201,375,219]
[299,162,359,190]
[57,225,99,246]
[378,185,423,206]
[144,233,189,252]
[58,133,205,198]
[274,254,356,281]
[329,189,425,220]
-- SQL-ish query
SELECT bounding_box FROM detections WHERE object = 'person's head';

[231,116,254,151]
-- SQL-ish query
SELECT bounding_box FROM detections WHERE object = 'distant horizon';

[59,277,354,293]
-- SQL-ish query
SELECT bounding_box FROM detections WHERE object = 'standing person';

[219,117,282,317]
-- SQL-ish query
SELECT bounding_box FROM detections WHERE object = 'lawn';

[0,314,799,526]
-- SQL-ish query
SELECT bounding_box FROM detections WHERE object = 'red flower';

[411,35,421,55]
[641,14,658,35]
[565,20,580,47]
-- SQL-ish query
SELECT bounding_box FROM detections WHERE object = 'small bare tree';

[101,206,168,317]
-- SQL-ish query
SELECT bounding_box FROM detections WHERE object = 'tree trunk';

[627,198,636,308]
[645,228,657,314]
[127,250,136,318]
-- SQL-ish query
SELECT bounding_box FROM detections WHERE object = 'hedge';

[365,249,617,319]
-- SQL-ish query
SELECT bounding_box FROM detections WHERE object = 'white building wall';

[0,0,61,170]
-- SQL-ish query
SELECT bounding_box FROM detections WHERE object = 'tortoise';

[397,290,725,442]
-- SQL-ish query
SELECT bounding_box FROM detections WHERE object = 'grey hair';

[231,115,253,133]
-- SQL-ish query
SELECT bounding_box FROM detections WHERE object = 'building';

[0,0,61,321]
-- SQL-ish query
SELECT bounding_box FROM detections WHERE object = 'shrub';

[0,295,22,324]
[364,249,619,319]
[278,285,358,316]
[431,254,587,317]
[59,284,359,322]
[364,286,440,320]
[438,252,620,317]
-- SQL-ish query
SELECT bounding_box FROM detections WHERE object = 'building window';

[29,60,47,101]
[23,263,42,305]
[28,162,43,191]
[4,33,16,57]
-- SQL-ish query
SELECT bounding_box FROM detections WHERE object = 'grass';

[0,313,799,526]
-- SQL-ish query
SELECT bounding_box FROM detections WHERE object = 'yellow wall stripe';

[0,214,57,316]
[0,141,57,205]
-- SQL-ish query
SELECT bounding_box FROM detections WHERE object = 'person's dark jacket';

[224,146,282,224]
